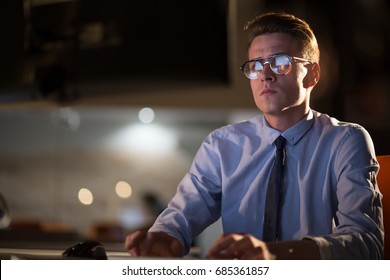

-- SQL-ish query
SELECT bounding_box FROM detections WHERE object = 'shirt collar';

[263,110,315,146]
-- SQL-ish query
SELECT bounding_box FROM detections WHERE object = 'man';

[125,12,384,259]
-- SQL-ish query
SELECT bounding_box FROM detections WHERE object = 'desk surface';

[0,247,201,260]
[0,247,132,260]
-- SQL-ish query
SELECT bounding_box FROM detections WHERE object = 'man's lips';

[261,89,277,96]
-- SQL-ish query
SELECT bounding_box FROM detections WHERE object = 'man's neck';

[264,108,310,132]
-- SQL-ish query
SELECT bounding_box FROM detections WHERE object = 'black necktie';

[262,135,286,242]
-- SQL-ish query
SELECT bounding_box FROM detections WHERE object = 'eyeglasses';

[240,53,312,79]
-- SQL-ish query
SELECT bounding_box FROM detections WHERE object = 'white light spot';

[78,188,93,205]
[115,181,132,198]
[119,207,147,229]
[138,107,155,124]
[107,123,178,154]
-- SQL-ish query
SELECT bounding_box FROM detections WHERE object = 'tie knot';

[274,135,286,150]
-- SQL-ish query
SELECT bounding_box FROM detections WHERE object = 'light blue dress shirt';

[149,110,384,259]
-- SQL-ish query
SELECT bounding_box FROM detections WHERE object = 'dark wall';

[0,0,228,102]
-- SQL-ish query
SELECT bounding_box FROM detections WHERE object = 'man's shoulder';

[313,110,365,130]
[211,114,263,137]
[312,111,370,143]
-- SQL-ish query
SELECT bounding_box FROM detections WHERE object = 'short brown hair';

[245,12,320,62]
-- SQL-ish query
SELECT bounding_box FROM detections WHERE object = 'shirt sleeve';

[149,132,223,254]
[308,125,384,259]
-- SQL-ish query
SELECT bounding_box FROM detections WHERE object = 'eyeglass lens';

[243,54,292,78]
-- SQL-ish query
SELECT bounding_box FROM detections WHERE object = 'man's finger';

[124,230,147,255]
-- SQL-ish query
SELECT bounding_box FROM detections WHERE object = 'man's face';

[248,33,312,122]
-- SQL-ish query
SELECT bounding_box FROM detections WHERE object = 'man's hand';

[206,233,320,260]
[206,233,275,260]
[124,230,184,258]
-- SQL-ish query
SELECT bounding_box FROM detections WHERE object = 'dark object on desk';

[63,241,107,260]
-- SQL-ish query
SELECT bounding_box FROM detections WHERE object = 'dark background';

[0,0,228,101]
[0,0,389,154]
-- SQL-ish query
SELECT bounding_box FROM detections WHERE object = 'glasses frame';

[240,53,312,79]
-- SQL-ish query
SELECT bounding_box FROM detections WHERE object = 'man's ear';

[303,62,320,88]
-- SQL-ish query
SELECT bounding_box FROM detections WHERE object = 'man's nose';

[260,63,276,82]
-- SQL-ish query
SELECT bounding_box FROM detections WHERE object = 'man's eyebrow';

[250,53,288,60]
